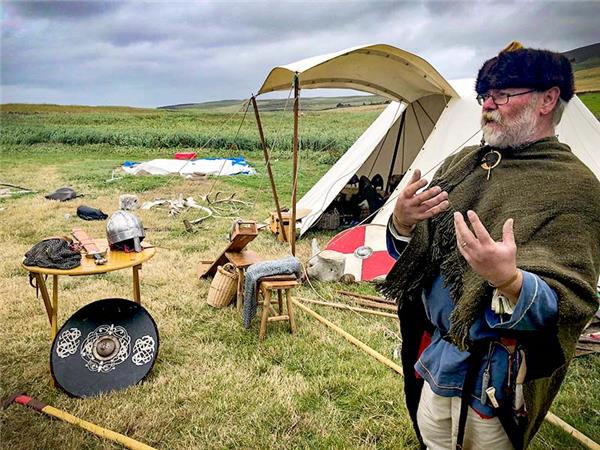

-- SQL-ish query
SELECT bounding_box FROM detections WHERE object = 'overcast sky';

[1,1,599,108]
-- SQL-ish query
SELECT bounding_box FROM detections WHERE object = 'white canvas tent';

[257,44,458,235]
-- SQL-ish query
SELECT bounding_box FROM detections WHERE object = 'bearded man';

[382,42,600,450]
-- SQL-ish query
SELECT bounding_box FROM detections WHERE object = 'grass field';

[0,103,599,450]
[0,103,383,155]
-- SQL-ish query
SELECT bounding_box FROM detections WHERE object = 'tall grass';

[1,104,382,153]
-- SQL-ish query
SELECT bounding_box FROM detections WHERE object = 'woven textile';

[243,256,301,329]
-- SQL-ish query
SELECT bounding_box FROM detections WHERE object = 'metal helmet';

[106,210,145,252]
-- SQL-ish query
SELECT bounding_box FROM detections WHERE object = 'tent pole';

[291,74,300,256]
[385,108,406,196]
[251,95,287,242]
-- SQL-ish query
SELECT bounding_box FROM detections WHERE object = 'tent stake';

[291,74,300,256]
[251,95,287,242]
[293,300,600,450]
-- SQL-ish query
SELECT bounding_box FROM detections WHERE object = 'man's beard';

[481,99,538,148]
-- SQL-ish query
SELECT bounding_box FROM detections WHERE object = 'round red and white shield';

[325,224,396,281]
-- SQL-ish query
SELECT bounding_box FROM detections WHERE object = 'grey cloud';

[1,0,598,107]
[6,1,122,19]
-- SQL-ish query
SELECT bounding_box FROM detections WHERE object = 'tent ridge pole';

[386,110,406,195]
[291,74,300,256]
[251,95,287,242]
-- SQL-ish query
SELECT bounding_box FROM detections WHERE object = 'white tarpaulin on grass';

[122,157,256,176]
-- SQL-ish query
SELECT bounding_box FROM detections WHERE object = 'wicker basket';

[315,209,341,230]
[207,263,238,308]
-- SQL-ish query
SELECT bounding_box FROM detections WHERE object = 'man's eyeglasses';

[476,89,536,106]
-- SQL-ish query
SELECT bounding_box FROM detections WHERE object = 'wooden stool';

[257,277,298,341]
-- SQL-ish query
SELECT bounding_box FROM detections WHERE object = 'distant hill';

[564,43,600,93]
[158,95,390,113]
[564,43,600,71]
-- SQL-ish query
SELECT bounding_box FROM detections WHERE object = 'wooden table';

[22,239,156,343]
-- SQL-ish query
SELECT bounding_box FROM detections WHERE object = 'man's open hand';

[454,210,518,287]
[392,169,449,236]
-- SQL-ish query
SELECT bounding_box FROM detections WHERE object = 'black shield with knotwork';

[51,298,159,397]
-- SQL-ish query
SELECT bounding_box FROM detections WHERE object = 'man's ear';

[539,87,560,116]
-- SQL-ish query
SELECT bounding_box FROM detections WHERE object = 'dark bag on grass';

[24,238,82,270]
[45,187,81,202]
[77,205,108,221]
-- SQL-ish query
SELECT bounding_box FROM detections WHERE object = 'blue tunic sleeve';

[485,270,558,331]
[386,216,411,260]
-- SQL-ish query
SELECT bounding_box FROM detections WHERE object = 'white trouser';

[416,381,513,450]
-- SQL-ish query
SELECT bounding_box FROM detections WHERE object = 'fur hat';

[476,41,574,102]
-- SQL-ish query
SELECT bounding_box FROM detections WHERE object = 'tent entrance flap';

[296,93,448,236]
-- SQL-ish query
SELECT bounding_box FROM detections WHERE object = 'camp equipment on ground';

[207,263,238,308]
[242,256,302,329]
[268,209,310,243]
[121,157,255,176]
[306,238,345,282]
[324,224,395,282]
[51,298,159,398]
[22,244,156,348]
[72,228,107,265]
[0,182,35,198]
[107,210,145,252]
[174,152,197,160]
[119,194,140,210]
[1,392,156,450]
[257,277,298,341]
[198,219,258,279]
[76,205,108,221]
[45,187,81,202]
[23,237,82,270]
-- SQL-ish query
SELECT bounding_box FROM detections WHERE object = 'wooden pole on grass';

[545,412,600,450]
[251,95,287,242]
[292,299,403,375]
[291,74,300,256]
[338,290,393,305]
[298,297,399,319]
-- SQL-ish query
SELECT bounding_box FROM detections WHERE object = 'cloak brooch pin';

[481,150,502,180]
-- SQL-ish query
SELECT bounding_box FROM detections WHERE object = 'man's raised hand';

[392,169,449,236]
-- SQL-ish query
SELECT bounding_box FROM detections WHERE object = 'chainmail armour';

[24,238,82,270]
[243,256,302,328]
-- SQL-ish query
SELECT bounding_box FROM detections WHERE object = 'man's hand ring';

[461,241,468,248]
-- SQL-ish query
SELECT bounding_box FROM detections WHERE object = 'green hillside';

[160,95,390,113]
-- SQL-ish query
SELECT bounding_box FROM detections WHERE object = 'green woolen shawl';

[380,136,600,447]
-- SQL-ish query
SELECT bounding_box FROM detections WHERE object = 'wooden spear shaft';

[292,299,403,375]
[290,74,299,256]
[298,297,399,319]
[251,96,287,242]
[335,295,397,312]
[293,300,600,450]
[338,290,393,305]
[545,412,600,450]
